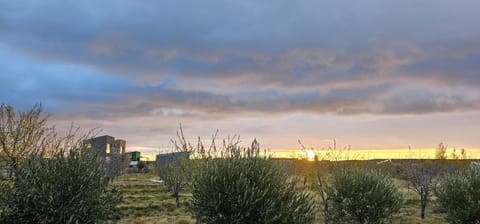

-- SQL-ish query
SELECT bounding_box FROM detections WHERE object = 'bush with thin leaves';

[156,126,195,208]
[326,168,403,224]
[156,152,191,208]
[0,147,122,224]
[434,164,480,224]
[192,141,316,224]
[0,103,51,177]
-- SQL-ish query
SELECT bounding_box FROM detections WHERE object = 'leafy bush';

[156,126,195,208]
[175,218,193,224]
[192,147,316,224]
[156,152,191,208]
[434,165,480,224]
[0,147,122,224]
[326,168,403,224]
[0,103,50,177]
[137,160,146,170]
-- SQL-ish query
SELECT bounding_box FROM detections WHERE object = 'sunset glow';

[1,1,479,158]
[270,148,480,161]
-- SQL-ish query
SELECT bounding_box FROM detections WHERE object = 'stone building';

[156,151,190,166]
[86,135,126,157]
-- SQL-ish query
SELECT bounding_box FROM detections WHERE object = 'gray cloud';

[375,86,480,115]
[1,0,480,122]
[3,1,480,151]
[1,0,480,85]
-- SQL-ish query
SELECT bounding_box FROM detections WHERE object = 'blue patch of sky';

[0,43,135,111]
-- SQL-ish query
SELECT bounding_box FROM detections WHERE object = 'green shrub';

[0,147,122,224]
[192,155,316,224]
[175,218,193,224]
[137,160,146,170]
[156,152,191,208]
[434,165,480,224]
[326,168,403,224]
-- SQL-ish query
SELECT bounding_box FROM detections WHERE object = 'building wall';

[87,135,127,156]
[156,152,190,166]
[114,139,126,154]
[130,151,141,161]
[88,135,115,157]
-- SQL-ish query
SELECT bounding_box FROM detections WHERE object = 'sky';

[1,0,480,155]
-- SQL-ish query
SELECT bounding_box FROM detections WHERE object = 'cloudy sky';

[1,0,480,154]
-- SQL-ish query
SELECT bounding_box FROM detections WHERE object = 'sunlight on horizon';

[274,148,480,160]
[138,148,480,161]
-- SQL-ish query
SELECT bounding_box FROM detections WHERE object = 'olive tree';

[299,139,346,223]
[156,126,195,208]
[435,142,448,160]
[0,104,52,177]
[156,126,224,208]
[327,168,403,224]
[0,144,122,223]
[104,153,130,183]
[402,162,439,219]
[192,140,316,224]
[434,164,480,224]
[0,103,122,223]
[156,151,191,208]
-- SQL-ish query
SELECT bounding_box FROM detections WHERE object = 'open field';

[113,173,195,224]
[113,171,451,224]
[143,148,480,162]
[271,148,480,160]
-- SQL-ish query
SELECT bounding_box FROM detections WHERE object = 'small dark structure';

[156,152,190,166]
[129,151,141,161]
[126,151,141,167]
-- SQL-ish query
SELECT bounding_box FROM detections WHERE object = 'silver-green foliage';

[0,103,50,176]
[155,126,197,208]
[156,152,191,208]
[0,147,122,224]
[192,142,316,224]
[434,164,480,224]
[326,168,403,224]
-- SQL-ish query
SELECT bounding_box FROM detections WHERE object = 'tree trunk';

[175,192,180,208]
[317,174,329,222]
[174,183,180,208]
[10,161,18,178]
[320,191,329,222]
[420,194,427,219]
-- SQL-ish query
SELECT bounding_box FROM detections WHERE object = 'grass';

[113,172,448,224]
[113,173,195,224]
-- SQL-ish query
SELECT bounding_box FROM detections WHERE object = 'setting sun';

[305,150,316,161]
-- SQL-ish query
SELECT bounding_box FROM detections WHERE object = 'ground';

[113,172,449,224]
[113,173,195,224]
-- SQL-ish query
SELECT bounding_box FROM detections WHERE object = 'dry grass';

[113,173,194,224]
[113,172,448,224]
